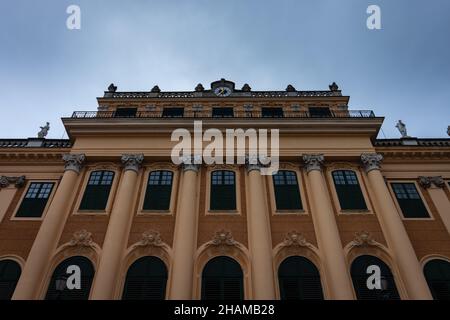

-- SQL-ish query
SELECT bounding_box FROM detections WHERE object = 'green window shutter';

[79,171,114,211]
[278,256,324,300]
[351,255,400,300]
[273,171,302,210]
[201,257,243,300]
[16,183,54,218]
[210,171,236,211]
[391,183,429,218]
[122,257,168,300]
[332,171,367,210]
[143,171,173,210]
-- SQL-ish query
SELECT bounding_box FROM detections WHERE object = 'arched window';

[45,256,94,300]
[122,256,168,300]
[424,259,450,300]
[143,171,173,210]
[79,171,115,210]
[201,256,243,300]
[0,259,21,300]
[272,171,303,210]
[278,256,323,300]
[332,170,367,210]
[351,255,400,300]
[210,171,236,211]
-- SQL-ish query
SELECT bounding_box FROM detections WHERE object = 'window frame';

[387,180,433,220]
[205,167,241,215]
[12,180,58,221]
[267,166,308,215]
[72,167,120,216]
[137,166,179,216]
[327,167,373,215]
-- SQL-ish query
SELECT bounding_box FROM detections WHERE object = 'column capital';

[418,176,445,189]
[302,154,324,173]
[63,154,86,174]
[0,175,25,189]
[121,154,144,173]
[361,153,383,173]
[244,154,272,173]
[181,154,201,173]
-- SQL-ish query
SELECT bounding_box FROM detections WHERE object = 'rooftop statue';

[395,120,409,138]
[37,122,50,139]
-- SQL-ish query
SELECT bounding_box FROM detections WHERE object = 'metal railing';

[70,110,376,119]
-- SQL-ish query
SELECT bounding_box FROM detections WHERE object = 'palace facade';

[0,79,449,300]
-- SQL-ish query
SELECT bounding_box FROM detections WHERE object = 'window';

[162,108,184,118]
[308,107,332,117]
[201,256,243,300]
[143,171,173,211]
[0,260,21,300]
[278,256,324,300]
[212,107,234,118]
[391,183,430,218]
[424,259,450,300]
[273,171,303,210]
[122,257,168,300]
[210,171,236,211]
[262,107,284,118]
[332,170,367,210]
[114,107,137,117]
[45,256,94,300]
[16,182,54,218]
[79,171,114,211]
[351,255,400,300]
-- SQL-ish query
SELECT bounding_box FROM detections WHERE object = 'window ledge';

[139,210,171,215]
[207,210,239,215]
[275,210,306,215]
[76,210,108,215]
[339,209,371,215]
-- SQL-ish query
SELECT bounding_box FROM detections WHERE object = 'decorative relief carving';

[418,176,445,189]
[69,230,94,248]
[0,175,25,189]
[211,230,236,246]
[245,154,270,173]
[302,154,324,173]
[137,230,163,247]
[352,231,377,247]
[121,154,144,173]
[63,154,86,174]
[360,153,383,173]
[282,231,312,248]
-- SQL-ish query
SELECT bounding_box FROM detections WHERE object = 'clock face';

[214,86,232,97]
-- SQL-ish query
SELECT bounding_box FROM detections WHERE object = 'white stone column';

[361,153,432,299]
[302,154,354,299]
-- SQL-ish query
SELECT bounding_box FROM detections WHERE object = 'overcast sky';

[0,0,449,139]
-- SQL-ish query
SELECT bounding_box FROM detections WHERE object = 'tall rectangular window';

[16,182,54,218]
[391,183,430,218]
[273,171,303,210]
[332,170,367,210]
[210,171,236,211]
[143,171,173,210]
[79,171,114,211]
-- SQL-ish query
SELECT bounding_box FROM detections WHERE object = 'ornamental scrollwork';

[211,230,236,246]
[68,230,94,248]
[137,230,163,247]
